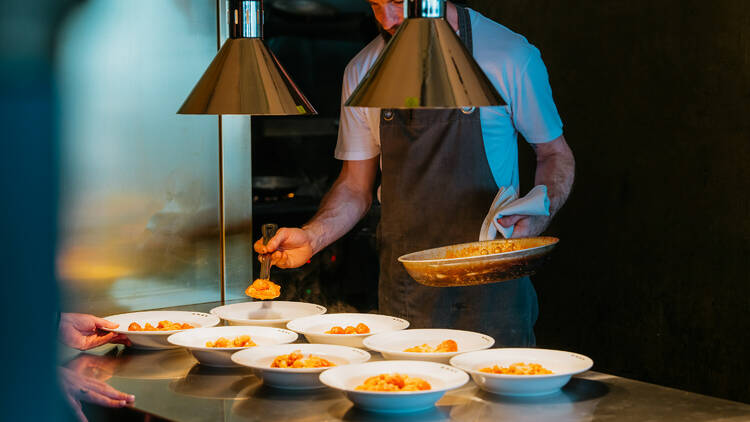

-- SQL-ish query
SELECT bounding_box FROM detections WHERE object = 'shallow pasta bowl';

[103,311,220,350]
[286,313,409,348]
[363,329,494,364]
[231,343,370,389]
[210,301,326,328]
[319,360,469,413]
[449,348,593,396]
[398,237,559,287]
[167,325,298,367]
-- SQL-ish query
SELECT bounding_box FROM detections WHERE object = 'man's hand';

[503,136,575,239]
[497,214,550,238]
[59,313,131,350]
[253,227,314,269]
[60,367,134,422]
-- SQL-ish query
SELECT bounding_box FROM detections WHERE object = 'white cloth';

[479,185,550,240]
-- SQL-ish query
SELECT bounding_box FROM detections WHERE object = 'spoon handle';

[259,224,278,280]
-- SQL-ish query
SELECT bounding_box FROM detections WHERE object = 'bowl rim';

[286,313,410,337]
[449,348,593,379]
[397,237,559,264]
[230,343,371,374]
[363,328,495,356]
[209,300,327,324]
[102,311,220,336]
[318,360,469,395]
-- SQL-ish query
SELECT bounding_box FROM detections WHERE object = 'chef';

[255,0,575,346]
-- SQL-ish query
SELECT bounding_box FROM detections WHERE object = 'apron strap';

[455,5,473,54]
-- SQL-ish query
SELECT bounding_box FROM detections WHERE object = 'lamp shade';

[178,0,316,115]
[345,0,504,109]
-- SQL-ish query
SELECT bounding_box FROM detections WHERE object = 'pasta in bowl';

[319,360,468,413]
[103,311,220,350]
[231,344,370,389]
[362,329,494,363]
[449,348,593,396]
[167,326,297,367]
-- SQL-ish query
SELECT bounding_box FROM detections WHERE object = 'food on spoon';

[355,373,431,391]
[127,321,194,331]
[479,362,553,375]
[403,339,458,353]
[245,278,281,300]
[270,350,336,368]
[205,335,256,348]
[325,323,370,334]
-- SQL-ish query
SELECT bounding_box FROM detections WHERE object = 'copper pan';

[397,237,559,287]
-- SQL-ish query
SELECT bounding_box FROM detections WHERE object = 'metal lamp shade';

[178,38,316,115]
[345,17,505,109]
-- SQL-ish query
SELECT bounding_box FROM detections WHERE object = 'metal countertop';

[63,302,750,421]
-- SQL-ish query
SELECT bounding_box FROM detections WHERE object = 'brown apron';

[377,6,538,346]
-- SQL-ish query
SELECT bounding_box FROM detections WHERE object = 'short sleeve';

[511,47,564,144]
[334,63,380,161]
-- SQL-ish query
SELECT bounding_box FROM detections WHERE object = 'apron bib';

[377,6,538,346]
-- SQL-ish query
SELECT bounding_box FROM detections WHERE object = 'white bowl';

[363,329,494,364]
[231,344,371,390]
[103,311,220,350]
[449,348,593,396]
[319,360,469,413]
[210,301,326,328]
[286,313,409,348]
[167,326,298,367]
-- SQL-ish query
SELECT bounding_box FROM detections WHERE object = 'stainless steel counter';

[63,303,750,421]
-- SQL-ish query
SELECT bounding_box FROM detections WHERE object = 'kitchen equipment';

[397,237,559,287]
[252,176,304,202]
[345,0,504,108]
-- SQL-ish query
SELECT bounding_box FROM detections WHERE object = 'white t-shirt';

[334,8,564,191]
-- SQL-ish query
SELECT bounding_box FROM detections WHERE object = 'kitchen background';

[3,0,747,408]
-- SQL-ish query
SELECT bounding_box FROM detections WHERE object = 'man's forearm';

[302,181,372,255]
[533,136,575,217]
[301,158,378,255]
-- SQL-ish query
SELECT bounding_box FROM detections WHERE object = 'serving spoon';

[258,223,278,281]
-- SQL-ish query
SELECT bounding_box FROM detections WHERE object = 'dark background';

[255,0,750,404]
[463,0,749,404]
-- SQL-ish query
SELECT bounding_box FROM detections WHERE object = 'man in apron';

[255,0,575,346]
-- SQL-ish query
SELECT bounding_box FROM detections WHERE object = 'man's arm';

[304,157,379,254]
[255,156,379,268]
[499,135,575,237]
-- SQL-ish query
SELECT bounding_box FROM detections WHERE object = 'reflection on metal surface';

[231,383,344,420]
[170,365,260,400]
[345,0,504,108]
[113,348,196,380]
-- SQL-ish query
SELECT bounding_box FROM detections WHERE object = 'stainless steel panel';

[55,1,253,314]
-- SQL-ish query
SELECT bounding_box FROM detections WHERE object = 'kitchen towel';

[479,185,550,240]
